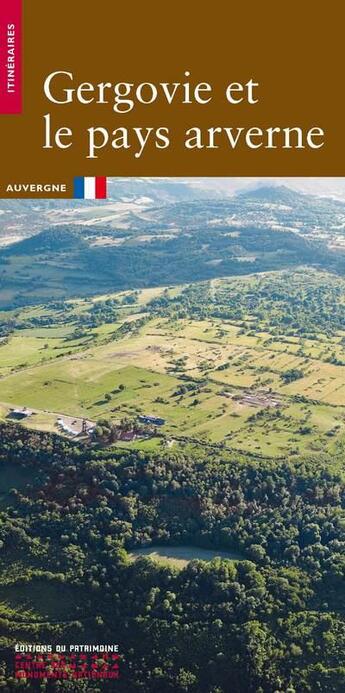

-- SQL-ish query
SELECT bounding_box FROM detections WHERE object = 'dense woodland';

[0,424,344,691]
[2,269,345,339]
[148,273,345,338]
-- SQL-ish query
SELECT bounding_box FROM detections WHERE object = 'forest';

[0,424,344,691]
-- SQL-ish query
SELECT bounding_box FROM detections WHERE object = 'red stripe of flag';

[95,177,107,199]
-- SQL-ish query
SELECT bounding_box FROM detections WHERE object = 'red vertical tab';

[0,0,22,114]
[96,177,107,199]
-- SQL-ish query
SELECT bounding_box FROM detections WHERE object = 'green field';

[1,271,345,459]
[129,545,245,568]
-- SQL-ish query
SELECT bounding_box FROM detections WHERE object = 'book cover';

[0,1,344,691]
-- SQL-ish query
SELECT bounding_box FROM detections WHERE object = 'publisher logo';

[14,645,121,681]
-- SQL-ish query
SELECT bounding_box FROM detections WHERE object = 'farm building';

[57,418,79,436]
[234,391,281,408]
[138,415,166,426]
[119,430,137,441]
[9,408,33,420]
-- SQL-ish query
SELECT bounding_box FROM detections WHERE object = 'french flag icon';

[74,176,107,199]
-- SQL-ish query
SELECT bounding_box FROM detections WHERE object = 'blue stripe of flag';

[74,177,85,199]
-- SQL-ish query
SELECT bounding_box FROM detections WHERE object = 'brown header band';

[0,0,344,197]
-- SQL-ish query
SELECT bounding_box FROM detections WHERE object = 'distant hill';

[4,227,86,255]
[237,185,309,205]
[1,185,345,309]
[0,178,226,248]
[237,184,345,212]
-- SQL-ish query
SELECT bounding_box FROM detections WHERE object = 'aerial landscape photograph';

[0,177,344,691]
